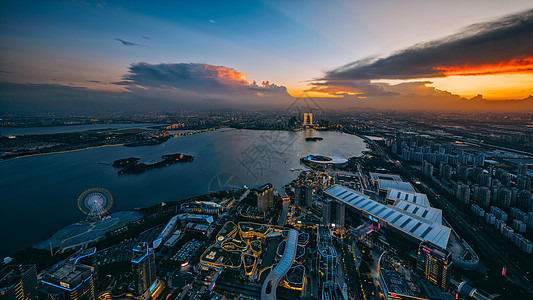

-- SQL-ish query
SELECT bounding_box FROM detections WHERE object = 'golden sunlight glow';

[287,89,345,98]
[434,57,533,76]
[428,74,533,100]
[374,73,533,100]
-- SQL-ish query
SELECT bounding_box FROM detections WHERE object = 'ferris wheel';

[77,188,113,221]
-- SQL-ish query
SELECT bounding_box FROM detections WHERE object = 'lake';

[0,127,367,257]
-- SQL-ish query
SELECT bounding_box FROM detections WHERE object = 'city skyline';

[1,0,532,112]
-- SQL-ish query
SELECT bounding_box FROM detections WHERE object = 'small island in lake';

[305,137,323,142]
[112,153,194,174]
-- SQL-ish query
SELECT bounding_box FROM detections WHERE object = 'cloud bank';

[0,63,292,112]
[114,62,288,97]
[319,9,533,82]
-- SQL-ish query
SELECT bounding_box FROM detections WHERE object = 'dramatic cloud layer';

[303,9,533,110]
[0,63,293,112]
[319,9,533,82]
[114,62,289,97]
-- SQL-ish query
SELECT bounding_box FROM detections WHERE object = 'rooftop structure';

[300,155,348,169]
[163,229,182,248]
[261,229,298,300]
[152,215,179,249]
[180,201,223,214]
[386,188,430,206]
[370,173,403,184]
[393,200,442,224]
[40,262,95,300]
[178,213,214,225]
[285,264,305,290]
[379,269,428,300]
[321,282,344,300]
[377,180,416,193]
[325,185,451,249]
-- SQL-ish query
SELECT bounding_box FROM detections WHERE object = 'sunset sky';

[1,0,532,111]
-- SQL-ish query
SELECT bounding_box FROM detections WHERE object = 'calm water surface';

[0,128,367,257]
[1,123,160,136]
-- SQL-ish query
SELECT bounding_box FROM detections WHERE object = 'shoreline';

[1,143,126,161]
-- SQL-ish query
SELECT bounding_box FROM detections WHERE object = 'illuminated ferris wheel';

[77,188,113,221]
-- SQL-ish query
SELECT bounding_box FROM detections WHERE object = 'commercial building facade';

[131,243,156,296]
[417,241,452,291]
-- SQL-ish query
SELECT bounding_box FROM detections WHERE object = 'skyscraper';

[295,185,313,207]
[323,199,345,230]
[0,264,38,300]
[417,241,452,291]
[39,262,95,300]
[257,183,274,213]
[131,242,156,295]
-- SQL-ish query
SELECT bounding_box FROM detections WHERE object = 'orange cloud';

[304,85,363,97]
[204,65,248,83]
[434,57,533,76]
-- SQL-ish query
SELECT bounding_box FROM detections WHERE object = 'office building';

[417,241,452,292]
[257,183,274,213]
[295,185,313,207]
[131,243,156,296]
[0,264,38,300]
[39,262,95,300]
[323,199,345,230]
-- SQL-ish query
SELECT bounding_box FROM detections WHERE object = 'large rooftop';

[393,200,442,224]
[324,185,450,249]
[377,179,416,193]
[380,269,426,299]
[386,188,430,206]
[370,173,402,183]
[274,229,298,276]
[301,155,348,166]
[41,262,93,292]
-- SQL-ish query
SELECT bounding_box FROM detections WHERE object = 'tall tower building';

[0,264,38,300]
[257,183,274,213]
[302,113,313,126]
[295,185,313,207]
[131,243,156,296]
[417,241,452,291]
[323,199,345,230]
[39,262,95,300]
